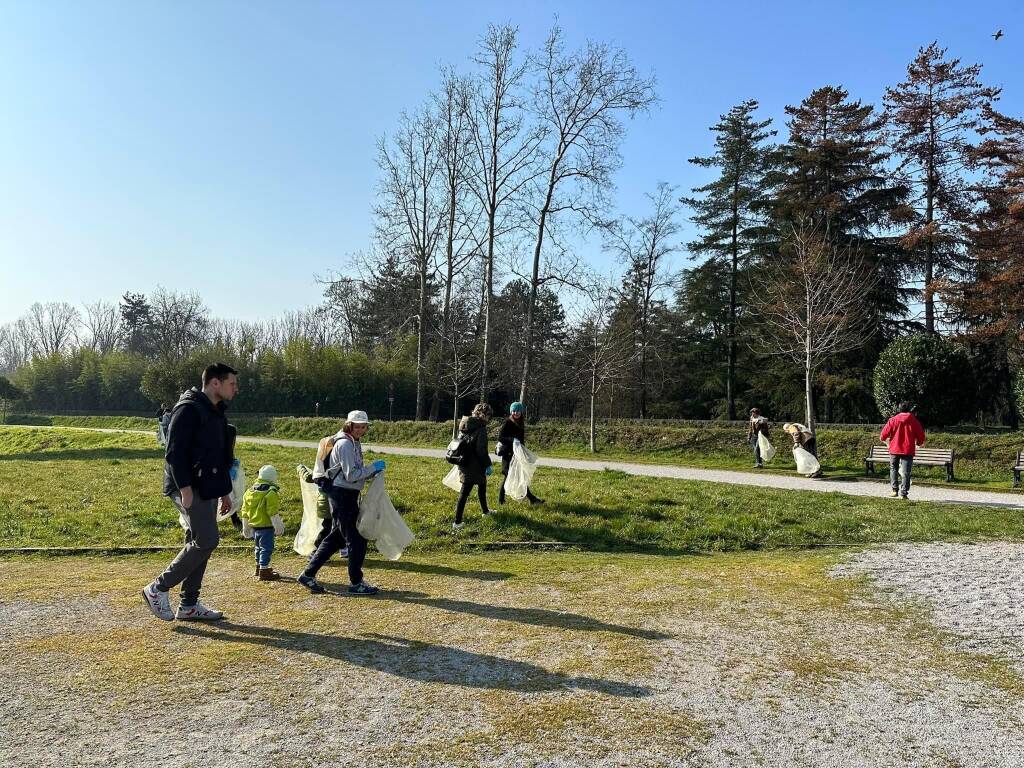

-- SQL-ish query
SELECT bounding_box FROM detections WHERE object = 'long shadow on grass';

[371,560,513,582]
[175,622,650,697]
[372,590,671,640]
[0,447,164,462]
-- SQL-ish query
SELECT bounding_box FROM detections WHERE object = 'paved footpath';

[10,425,1024,509]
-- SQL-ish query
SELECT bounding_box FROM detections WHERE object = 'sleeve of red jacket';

[880,419,892,442]
[913,416,926,446]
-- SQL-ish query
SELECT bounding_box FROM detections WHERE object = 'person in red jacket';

[880,402,926,499]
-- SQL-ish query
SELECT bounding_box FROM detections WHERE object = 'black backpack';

[445,432,473,465]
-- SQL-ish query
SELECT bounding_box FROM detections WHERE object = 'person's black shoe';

[528,497,545,506]
[297,574,325,594]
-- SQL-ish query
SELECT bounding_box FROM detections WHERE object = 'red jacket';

[880,412,926,456]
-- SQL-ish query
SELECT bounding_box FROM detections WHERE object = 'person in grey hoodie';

[297,410,385,595]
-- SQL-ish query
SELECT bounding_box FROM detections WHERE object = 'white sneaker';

[451,522,464,531]
[141,583,173,622]
[175,601,224,621]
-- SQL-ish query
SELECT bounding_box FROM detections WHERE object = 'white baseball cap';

[346,410,370,424]
[258,465,278,483]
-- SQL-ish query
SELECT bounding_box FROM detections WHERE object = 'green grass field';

[2,426,1022,552]
[8,412,1023,490]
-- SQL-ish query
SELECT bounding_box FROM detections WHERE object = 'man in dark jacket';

[497,401,543,505]
[453,403,494,530]
[141,363,239,621]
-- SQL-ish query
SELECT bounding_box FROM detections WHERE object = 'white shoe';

[141,583,173,622]
[451,522,464,531]
[175,601,224,621]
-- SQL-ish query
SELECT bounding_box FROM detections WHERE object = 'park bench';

[864,445,955,482]
[1014,449,1024,489]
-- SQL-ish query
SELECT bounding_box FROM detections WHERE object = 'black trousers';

[305,487,366,585]
[455,479,488,523]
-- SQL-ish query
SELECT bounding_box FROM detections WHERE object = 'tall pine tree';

[884,42,1000,332]
[767,85,910,421]
[682,100,776,418]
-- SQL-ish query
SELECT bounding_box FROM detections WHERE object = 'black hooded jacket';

[162,387,235,500]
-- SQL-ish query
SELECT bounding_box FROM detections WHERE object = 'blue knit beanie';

[509,402,524,414]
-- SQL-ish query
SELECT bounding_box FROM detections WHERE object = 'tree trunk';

[589,366,598,453]
[415,258,428,421]
[727,180,740,420]
[520,164,558,403]
[805,326,815,434]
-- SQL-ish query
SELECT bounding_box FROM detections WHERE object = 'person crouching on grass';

[239,465,286,581]
[297,410,385,596]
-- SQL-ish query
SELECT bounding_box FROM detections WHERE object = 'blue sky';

[1,0,1021,325]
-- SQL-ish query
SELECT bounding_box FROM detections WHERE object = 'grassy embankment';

[7,413,1024,490]
[2,426,1022,552]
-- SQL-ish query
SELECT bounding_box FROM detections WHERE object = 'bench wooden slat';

[865,444,955,481]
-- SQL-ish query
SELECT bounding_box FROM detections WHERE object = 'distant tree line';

[2,31,1022,428]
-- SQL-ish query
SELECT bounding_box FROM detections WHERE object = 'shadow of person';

[374,590,672,641]
[173,622,650,698]
[369,560,513,582]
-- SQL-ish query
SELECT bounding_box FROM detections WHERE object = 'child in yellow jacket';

[240,465,285,581]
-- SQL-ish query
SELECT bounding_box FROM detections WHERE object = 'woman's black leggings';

[455,480,488,523]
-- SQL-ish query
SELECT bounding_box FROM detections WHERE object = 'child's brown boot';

[258,567,281,581]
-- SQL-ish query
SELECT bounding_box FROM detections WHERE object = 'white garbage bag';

[793,445,821,476]
[357,474,414,560]
[217,463,246,522]
[505,439,539,501]
[757,432,777,464]
[294,466,325,556]
[442,465,463,492]
[156,425,167,446]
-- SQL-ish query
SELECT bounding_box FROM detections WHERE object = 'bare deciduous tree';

[26,302,82,357]
[606,183,681,418]
[376,104,447,420]
[150,287,209,361]
[430,69,482,420]
[464,24,546,401]
[83,300,122,353]
[752,223,879,432]
[569,276,634,451]
[518,25,657,402]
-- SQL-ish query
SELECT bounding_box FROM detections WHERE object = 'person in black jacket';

[141,363,239,622]
[453,403,494,530]
[497,401,543,505]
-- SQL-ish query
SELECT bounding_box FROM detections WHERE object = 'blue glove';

[372,460,386,473]
[485,465,493,476]
[229,459,240,481]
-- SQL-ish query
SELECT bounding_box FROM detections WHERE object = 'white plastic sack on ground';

[442,465,463,492]
[216,463,247,522]
[505,439,539,501]
[793,445,821,476]
[757,432,777,464]
[357,474,414,560]
[294,466,324,556]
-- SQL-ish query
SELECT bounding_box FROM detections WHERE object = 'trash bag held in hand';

[218,462,246,522]
[793,445,821,476]
[294,465,325,556]
[442,465,463,492]
[357,474,414,560]
[757,432,777,464]
[504,439,539,501]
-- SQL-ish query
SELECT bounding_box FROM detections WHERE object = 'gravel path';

[2,550,1024,767]
[12,424,1019,509]
[832,542,1024,670]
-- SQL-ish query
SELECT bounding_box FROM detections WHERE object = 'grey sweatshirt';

[328,433,376,491]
